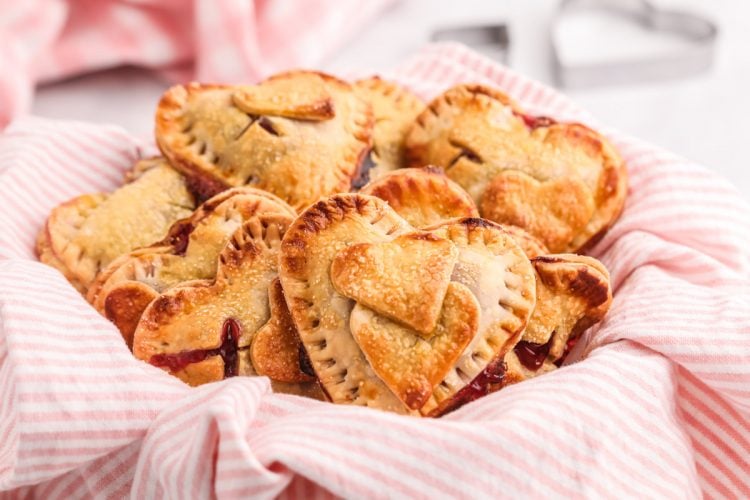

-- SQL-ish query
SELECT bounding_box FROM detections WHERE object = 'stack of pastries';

[37,71,626,416]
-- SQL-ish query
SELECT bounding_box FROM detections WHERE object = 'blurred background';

[14,0,750,198]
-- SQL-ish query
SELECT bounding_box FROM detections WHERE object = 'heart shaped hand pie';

[360,167,479,228]
[280,194,413,413]
[36,158,195,293]
[331,233,459,337]
[480,170,595,253]
[279,195,536,414]
[350,282,479,410]
[155,71,372,208]
[503,254,612,386]
[405,84,626,252]
[133,213,292,386]
[88,187,294,348]
[353,77,423,181]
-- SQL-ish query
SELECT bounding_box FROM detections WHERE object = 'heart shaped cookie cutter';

[552,0,718,88]
[432,25,510,64]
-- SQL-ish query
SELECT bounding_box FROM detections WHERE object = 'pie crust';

[251,278,315,384]
[359,167,478,227]
[419,218,536,416]
[279,194,413,413]
[279,196,536,415]
[353,77,423,183]
[502,254,612,388]
[155,71,373,209]
[405,84,627,252]
[495,224,549,258]
[36,157,195,293]
[132,212,293,386]
[88,187,294,348]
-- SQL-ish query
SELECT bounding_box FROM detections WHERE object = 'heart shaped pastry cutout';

[480,170,595,253]
[233,72,334,121]
[330,232,458,337]
[350,281,479,410]
[279,194,414,413]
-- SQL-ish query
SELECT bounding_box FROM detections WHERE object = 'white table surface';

[32,0,750,200]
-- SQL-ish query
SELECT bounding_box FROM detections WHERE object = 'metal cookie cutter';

[551,0,718,88]
[432,25,511,64]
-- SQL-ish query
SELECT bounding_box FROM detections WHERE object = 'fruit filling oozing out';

[517,113,556,130]
[149,318,241,378]
[298,344,315,377]
[350,152,377,190]
[514,337,554,371]
[432,357,507,415]
[165,219,194,255]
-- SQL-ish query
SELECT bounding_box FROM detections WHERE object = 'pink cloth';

[1,43,749,498]
[0,0,392,128]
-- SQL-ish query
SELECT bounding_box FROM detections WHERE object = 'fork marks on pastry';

[333,369,349,385]
[312,339,327,351]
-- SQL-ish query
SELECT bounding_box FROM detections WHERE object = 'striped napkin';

[0,0,394,128]
[1,43,749,499]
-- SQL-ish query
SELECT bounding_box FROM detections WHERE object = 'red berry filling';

[517,113,556,130]
[514,337,553,371]
[431,357,507,416]
[150,318,240,378]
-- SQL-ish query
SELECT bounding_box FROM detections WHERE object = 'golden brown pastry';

[494,223,549,259]
[419,218,539,415]
[132,213,298,386]
[88,187,295,348]
[251,278,316,384]
[405,84,627,253]
[502,254,612,387]
[361,167,548,258]
[359,167,478,227]
[352,77,423,184]
[279,195,536,415]
[155,70,373,209]
[36,157,195,293]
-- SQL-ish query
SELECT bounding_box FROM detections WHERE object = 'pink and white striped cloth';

[1,43,749,498]
[0,0,393,128]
